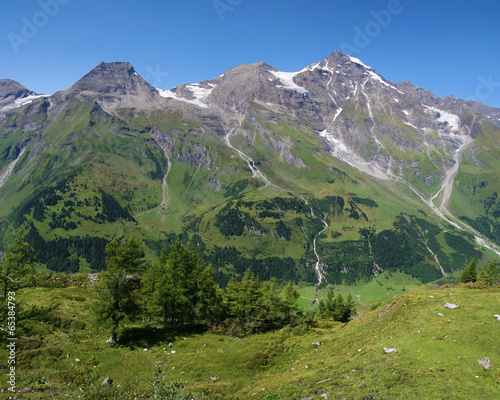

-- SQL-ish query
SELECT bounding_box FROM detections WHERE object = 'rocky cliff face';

[3,53,498,186]
[154,51,495,185]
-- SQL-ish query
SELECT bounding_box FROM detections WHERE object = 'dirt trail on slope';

[405,135,500,256]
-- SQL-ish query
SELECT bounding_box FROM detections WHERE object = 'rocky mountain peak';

[64,62,162,112]
[0,79,33,98]
[0,79,38,109]
[70,62,148,94]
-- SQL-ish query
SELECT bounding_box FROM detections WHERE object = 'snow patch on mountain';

[332,108,343,123]
[425,106,460,133]
[319,129,389,180]
[403,121,419,130]
[300,62,321,73]
[366,70,403,93]
[347,55,403,93]
[0,94,48,111]
[269,70,308,94]
[347,56,372,70]
[157,83,214,108]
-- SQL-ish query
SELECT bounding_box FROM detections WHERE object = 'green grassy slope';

[0,99,497,286]
[8,282,500,399]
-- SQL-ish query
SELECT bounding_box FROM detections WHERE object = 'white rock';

[478,358,491,370]
[438,313,444,316]
[428,295,434,298]
[384,347,398,354]
[494,314,500,321]
[445,303,459,309]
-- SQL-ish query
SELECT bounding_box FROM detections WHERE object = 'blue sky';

[1,0,500,107]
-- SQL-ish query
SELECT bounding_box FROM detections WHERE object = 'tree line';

[460,258,499,285]
[2,228,499,347]
[92,237,357,343]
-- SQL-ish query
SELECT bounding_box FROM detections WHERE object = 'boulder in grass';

[478,358,491,370]
[494,314,500,321]
[384,347,397,354]
[445,303,459,309]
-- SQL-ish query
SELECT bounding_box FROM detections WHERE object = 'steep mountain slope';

[1,51,500,286]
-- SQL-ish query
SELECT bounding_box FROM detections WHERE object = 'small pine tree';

[343,293,357,322]
[460,258,478,283]
[196,265,223,325]
[322,285,336,319]
[1,227,36,299]
[332,293,346,322]
[279,281,300,324]
[478,260,499,286]
[92,236,145,344]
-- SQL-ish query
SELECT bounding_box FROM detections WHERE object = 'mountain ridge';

[1,50,500,286]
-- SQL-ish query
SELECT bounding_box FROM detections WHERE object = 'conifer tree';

[140,261,163,323]
[460,258,478,283]
[343,293,356,322]
[92,237,145,344]
[478,260,499,286]
[225,269,267,333]
[332,293,346,322]
[321,285,336,319]
[196,265,223,325]
[1,227,36,300]
[261,280,280,323]
[279,281,300,324]
[151,241,210,327]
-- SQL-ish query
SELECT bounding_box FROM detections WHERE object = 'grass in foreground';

[3,283,500,399]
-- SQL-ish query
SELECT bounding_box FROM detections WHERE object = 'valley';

[1,51,500,297]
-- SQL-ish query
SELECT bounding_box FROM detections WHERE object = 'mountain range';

[2,50,500,286]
